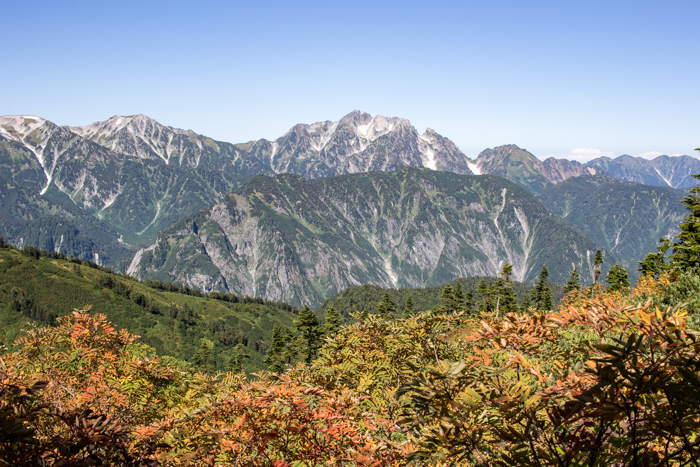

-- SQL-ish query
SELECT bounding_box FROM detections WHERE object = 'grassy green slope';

[0,245,297,373]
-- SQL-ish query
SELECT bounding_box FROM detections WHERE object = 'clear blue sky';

[1,1,698,160]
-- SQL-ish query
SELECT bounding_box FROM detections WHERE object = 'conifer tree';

[403,296,415,316]
[295,306,322,364]
[453,283,465,308]
[520,290,532,313]
[606,261,630,292]
[192,339,214,371]
[282,328,297,364]
[593,250,604,285]
[532,266,552,311]
[495,264,516,315]
[324,305,341,335]
[227,343,250,373]
[377,293,397,315]
[564,266,581,293]
[464,291,475,315]
[670,172,700,271]
[265,326,285,373]
[638,238,672,278]
[439,285,455,311]
[477,279,487,311]
[477,279,496,313]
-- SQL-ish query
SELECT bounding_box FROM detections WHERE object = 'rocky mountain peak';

[0,115,56,146]
[70,114,192,163]
[475,145,597,192]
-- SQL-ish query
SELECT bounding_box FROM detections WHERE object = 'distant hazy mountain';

[586,154,700,189]
[128,168,603,307]
[472,145,597,193]
[537,175,686,274]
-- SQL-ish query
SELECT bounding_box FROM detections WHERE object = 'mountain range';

[0,111,694,306]
[127,169,601,307]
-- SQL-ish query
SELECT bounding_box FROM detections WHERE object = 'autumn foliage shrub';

[2,272,700,466]
[0,308,407,466]
[398,294,700,465]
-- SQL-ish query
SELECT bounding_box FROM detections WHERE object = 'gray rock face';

[130,169,601,307]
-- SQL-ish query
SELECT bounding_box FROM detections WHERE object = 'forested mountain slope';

[129,168,603,307]
[0,115,268,264]
[537,175,686,274]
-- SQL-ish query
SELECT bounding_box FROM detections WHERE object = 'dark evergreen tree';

[295,306,322,364]
[265,326,285,373]
[192,339,214,371]
[403,296,415,316]
[495,264,517,315]
[282,328,297,365]
[593,250,604,285]
[324,305,341,335]
[440,283,466,313]
[477,279,496,313]
[477,279,487,311]
[638,238,672,278]
[377,293,397,315]
[464,291,475,315]
[453,283,465,308]
[439,285,455,311]
[606,262,630,292]
[670,173,700,271]
[520,290,532,313]
[227,343,250,373]
[564,267,581,293]
[532,266,552,311]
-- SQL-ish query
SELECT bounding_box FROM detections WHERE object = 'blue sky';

[1,1,698,160]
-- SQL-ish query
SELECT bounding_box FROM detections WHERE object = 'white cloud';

[566,148,615,162]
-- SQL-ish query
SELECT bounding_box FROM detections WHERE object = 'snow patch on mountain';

[467,161,481,175]
[423,146,437,170]
[356,123,370,138]
[353,115,397,142]
[653,167,673,187]
[307,121,338,152]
